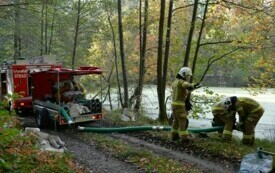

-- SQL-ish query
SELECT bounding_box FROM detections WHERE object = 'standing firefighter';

[171,67,201,143]
[221,96,264,145]
[211,100,236,141]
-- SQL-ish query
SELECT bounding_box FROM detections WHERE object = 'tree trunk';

[44,1,48,55]
[157,0,166,122]
[117,0,129,108]
[72,0,81,69]
[191,0,209,82]
[101,66,114,110]
[133,0,148,111]
[13,2,20,63]
[162,0,174,120]
[48,7,57,55]
[181,0,199,117]
[183,0,199,66]
[107,14,123,108]
[40,2,45,56]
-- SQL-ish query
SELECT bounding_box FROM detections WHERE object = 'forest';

[0,0,274,120]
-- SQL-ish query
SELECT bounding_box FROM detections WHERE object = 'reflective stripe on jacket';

[171,79,195,106]
[236,97,264,118]
[212,101,236,135]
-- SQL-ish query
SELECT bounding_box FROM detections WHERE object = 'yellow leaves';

[5,148,17,155]
[0,112,83,173]
[66,159,76,169]
[255,57,274,71]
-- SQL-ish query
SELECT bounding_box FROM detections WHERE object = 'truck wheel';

[35,108,50,128]
[15,109,25,117]
[15,109,22,116]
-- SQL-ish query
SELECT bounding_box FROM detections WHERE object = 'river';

[99,86,275,141]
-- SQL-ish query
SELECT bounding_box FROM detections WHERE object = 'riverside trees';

[0,0,273,121]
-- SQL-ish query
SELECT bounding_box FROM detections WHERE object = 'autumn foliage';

[0,110,84,173]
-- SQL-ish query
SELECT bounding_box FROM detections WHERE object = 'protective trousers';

[242,109,264,145]
[171,105,189,141]
[214,114,235,141]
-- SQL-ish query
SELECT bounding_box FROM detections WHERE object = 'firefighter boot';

[171,132,179,141]
[179,130,190,144]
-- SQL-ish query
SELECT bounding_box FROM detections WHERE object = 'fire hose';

[77,125,224,133]
[60,107,73,124]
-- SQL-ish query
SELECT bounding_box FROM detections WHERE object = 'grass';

[2,107,274,172]
[81,132,202,173]
[101,110,275,169]
[0,110,84,173]
[106,110,275,156]
[104,108,168,126]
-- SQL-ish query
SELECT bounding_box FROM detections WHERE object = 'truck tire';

[15,109,27,117]
[15,109,23,116]
[35,108,50,129]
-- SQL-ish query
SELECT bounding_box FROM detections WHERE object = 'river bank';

[100,86,275,141]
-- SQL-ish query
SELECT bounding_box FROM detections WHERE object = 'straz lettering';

[14,69,27,79]
[14,73,27,78]
[14,69,27,73]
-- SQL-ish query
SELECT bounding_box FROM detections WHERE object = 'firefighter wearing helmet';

[220,96,264,145]
[171,67,201,143]
[211,99,236,140]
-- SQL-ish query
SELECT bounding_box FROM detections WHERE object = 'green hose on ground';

[78,125,224,133]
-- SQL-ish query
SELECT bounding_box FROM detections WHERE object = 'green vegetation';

[105,109,160,126]
[0,107,274,172]
[104,110,275,161]
[0,110,84,173]
[190,133,275,158]
[81,133,201,173]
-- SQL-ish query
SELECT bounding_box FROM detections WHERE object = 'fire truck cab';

[0,57,61,115]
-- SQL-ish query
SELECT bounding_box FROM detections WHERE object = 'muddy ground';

[19,115,241,173]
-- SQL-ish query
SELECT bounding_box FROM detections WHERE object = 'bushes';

[0,110,83,173]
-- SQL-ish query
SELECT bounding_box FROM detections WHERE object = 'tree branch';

[0,3,29,7]
[200,47,241,82]
[200,40,234,47]
[221,0,272,15]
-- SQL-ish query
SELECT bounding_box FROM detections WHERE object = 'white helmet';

[221,97,232,110]
[178,67,192,77]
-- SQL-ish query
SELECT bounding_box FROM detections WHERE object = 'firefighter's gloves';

[194,82,202,89]
[236,122,244,132]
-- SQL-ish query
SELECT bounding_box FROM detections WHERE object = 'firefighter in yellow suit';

[171,67,201,143]
[211,100,236,141]
[219,96,264,145]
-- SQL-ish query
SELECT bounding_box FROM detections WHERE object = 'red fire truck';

[0,58,61,115]
[1,58,103,128]
[31,66,103,128]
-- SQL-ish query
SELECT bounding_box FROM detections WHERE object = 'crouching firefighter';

[171,67,201,143]
[223,96,264,145]
[211,100,236,141]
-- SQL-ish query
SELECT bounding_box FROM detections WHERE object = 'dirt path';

[20,116,139,173]
[19,115,239,173]
[110,133,236,173]
[52,130,239,173]
[57,132,139,173]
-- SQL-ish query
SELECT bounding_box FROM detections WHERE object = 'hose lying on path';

[78,125,224,134]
